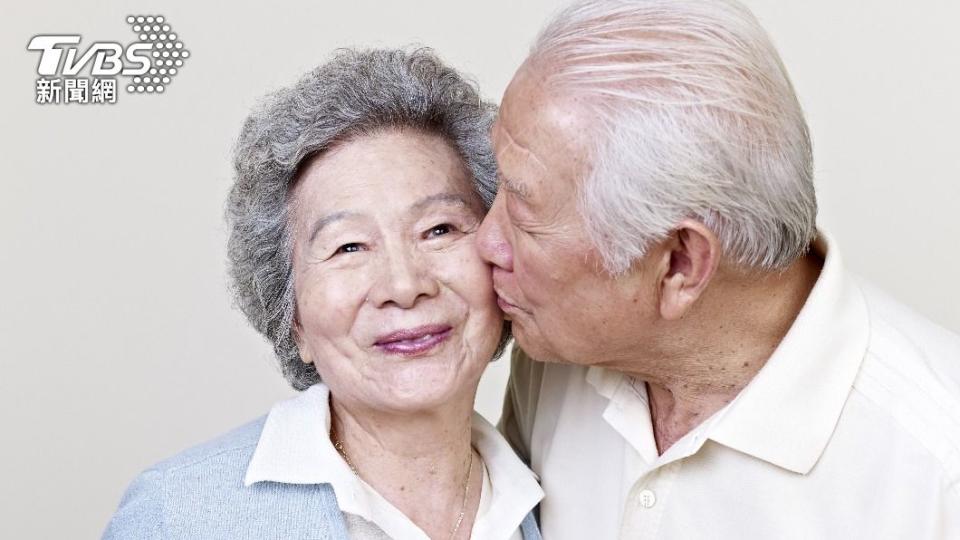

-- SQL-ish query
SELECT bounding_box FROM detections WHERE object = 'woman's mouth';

[374,324,453,356]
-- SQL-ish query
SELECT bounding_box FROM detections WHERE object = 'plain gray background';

[1,1,958,538]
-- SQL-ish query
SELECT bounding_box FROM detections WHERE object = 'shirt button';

[639,489,656,508]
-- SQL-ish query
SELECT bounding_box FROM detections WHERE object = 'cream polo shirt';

[245,383,543,540]
[501,233,960,539]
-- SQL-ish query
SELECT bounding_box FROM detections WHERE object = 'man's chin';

[511,322,562,363]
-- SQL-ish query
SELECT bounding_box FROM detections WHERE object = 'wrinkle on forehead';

[494,119,549,176]
[494,62,600,221]
[500,67,593,166]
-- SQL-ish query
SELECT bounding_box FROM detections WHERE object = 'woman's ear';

[292,318,314,365]
[658,219,721,321]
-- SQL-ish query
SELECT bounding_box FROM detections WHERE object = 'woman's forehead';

[290,131,480,226]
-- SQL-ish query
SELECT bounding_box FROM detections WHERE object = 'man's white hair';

[530,0,816,274]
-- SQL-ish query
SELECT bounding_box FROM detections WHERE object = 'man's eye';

[335,243,364,255]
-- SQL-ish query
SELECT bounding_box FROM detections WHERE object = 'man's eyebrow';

[307,210,358,243]
[498,171,531,202]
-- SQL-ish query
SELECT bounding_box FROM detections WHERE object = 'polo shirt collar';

[708,232,870,474]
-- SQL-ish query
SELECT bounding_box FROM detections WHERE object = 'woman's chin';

[367,362,478,414]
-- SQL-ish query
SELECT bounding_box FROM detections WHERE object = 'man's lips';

[497,295,517,312]
[494,290,524,313]
[374,324,453,356]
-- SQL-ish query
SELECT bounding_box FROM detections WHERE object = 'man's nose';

[477,192,514,272]
[368,246,439,309]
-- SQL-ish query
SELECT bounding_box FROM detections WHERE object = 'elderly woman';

[103,48,542,539]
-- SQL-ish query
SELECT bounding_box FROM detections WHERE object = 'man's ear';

[658,219,721,321]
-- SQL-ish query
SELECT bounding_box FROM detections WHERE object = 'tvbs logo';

[27,35,152,77]
[27,15,189,104]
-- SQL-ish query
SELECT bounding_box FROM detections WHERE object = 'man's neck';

[628,252,823,454]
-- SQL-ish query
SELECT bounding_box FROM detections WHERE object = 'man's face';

[477,65,657,365]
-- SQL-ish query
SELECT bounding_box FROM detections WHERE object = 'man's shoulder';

[851,279,960,485]
[500,346,587,461]
[856,279,960,390]
[859,279,960,367]
[508,346,591,403]
[510,345,584,376]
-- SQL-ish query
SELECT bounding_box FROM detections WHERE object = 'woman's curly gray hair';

[227,48,502,390]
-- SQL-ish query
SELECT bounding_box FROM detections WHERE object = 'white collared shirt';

[501,232,960,539]
[244,383,543,540]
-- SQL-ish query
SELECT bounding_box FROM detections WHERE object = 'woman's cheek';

[300,268,371,342]
[433,247,493,302]
[448,247,502,336]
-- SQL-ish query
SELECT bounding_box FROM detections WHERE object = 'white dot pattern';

[125,14,189,94]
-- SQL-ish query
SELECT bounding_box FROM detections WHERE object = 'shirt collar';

[244,382,542,538]
[471,411,545,538]
[586,231,870,475]
[707,231,870,474]
[243,383,353,488]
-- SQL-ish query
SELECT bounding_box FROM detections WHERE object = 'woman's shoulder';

[102,416,267,539]
[103,414,349,539]
[150,415,268,476]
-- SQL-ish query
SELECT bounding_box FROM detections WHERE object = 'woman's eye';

[335,243,364,255]
[425,224,454,238]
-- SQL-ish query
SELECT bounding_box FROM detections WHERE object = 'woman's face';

[289,129,503,414]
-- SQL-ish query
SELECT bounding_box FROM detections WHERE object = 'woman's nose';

[367,247,439,309]
[477,193,514,271]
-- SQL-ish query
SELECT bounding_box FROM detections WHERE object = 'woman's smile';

[373,323,453,356]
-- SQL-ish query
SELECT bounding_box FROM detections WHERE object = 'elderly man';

[477,0,960,538]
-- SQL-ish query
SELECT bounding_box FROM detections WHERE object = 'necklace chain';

[330,423,475,539]
[331,434,358,474]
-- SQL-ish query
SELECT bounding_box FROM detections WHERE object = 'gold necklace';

[331,430,358,475]
[448,450,474,540]
[330,424,475,539]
